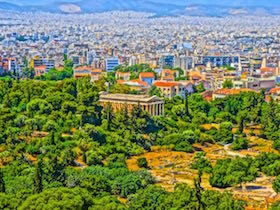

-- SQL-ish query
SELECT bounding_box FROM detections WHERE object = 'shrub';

[137,157,149,169]
[232,137,248,151]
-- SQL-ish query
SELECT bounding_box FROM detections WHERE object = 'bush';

[19,187,93,210]
[174,141,193,153]
[106,154,127,169]
[232,137,248,151]
[271,200,280,210]
[210,157,257,188]
[86,151,104,166]
[216,122,233,144]
[191,153,212,173]
[273,176,280,194]
[137,157,149,169]
[273,140,280,153]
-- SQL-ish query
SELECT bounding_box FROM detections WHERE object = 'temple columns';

[138,103,164,116]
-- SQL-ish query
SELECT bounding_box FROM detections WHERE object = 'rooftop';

[99,92,163,103]
[270,87,280,94]
[35,65,46,70]
[74,66,92,71]
[154,81,179,87]
[139,72,155,78]
[214,88,256,95]
[130,79,148,87]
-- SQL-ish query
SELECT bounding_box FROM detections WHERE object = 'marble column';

[156,104,159,116]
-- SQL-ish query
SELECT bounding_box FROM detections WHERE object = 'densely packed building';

[1,11,280,99]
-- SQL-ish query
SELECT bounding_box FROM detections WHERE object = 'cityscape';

[1,0,280,209]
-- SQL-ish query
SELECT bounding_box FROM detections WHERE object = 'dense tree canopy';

[0,74,280,208]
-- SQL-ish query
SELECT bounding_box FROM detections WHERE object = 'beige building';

[115,71,131,81]
[154,80,193,99]
[213,88,256,100]
[99,92,164,116]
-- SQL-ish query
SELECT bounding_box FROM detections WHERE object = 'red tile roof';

[91,69,102,73]
[35,65,46,70]
[162,69,175,74]
[130,79,148,87]
[154,81,179,87]
[139,72,155,78]
[117,80,125,84]
[260,67,276,72]
[270,87,280,94]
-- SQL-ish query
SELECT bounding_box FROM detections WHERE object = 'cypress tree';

[238,114,245,134]
[0,169,5,193]
[123,104,129,127]
[185,90,190,117]
[34,158,43,193]
[194,170,204,210]
[106,103,113,131]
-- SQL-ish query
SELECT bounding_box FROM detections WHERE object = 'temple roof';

[99,92,163,103]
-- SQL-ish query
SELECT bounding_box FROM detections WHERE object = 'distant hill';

[184,4,280,17]
[0,0,280,16]
[0,2,23,11]
[73,0,183,14]
[0,0,184,15]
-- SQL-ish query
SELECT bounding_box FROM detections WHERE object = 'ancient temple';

[99,92,164,116]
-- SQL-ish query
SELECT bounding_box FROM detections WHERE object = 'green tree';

[63,148,76,166]
[86,151,103,166]
[271,200,280,210]
[19,187,93,210]
[44,155,66,185]
[232,137,248,151]
[104,103,113,131]
[149,85,161,97]
[185,90,190,117]
[33,158,43,193]
[107,154,127,169]
[273,176,280,194]
[194,171,204,210]
[255,153,280,176]
[222,79,233,89]
[112,84,131,94]
[237,111,246,134]
[191,153,212,173]
[210,157,257,188]
[89,196,126,210]
[195,82,205,93]
[201,190,246,210]
[128,186,167,209]
[137,157,149,169]
[216,122,233,144]
[0,169,5,193]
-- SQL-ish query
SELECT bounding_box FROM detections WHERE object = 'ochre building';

[99,92,164,116]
